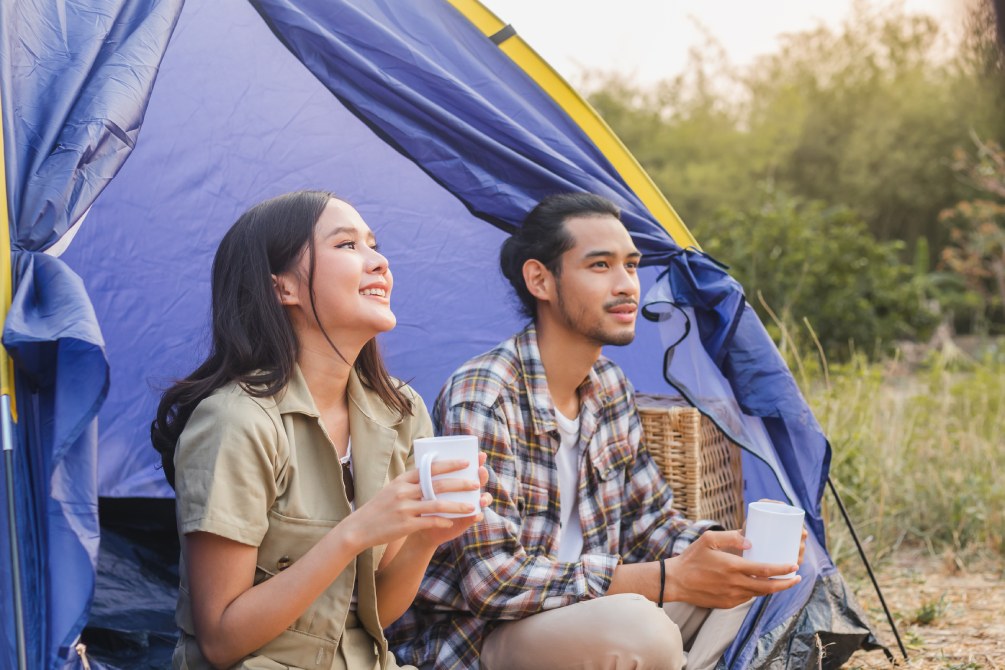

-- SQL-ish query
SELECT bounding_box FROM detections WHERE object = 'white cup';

[741,501,805,578]
[413,435,480,518]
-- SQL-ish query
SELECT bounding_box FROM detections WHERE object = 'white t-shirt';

[553,409,585,563]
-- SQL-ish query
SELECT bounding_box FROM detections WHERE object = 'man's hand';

[663,530,800,610]
[743,499,809,566]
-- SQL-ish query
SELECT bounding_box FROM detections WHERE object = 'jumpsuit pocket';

[254,511,354,640]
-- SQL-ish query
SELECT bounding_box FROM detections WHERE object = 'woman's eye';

[336,241,356,250]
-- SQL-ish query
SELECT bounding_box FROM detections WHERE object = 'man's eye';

[592,261,609,269]
[626,262,639,270]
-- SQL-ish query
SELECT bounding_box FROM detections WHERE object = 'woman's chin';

[374,313,397,333]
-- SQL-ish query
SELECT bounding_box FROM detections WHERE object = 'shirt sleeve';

[433,396,620,621]
[174,389,282,547]
[619,405,722,563]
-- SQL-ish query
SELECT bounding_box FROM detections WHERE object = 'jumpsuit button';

[277,555,292,571]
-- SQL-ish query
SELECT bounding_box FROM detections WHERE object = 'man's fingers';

[704,529,750,552]
[731,573,801,598]
[741,559,799,579]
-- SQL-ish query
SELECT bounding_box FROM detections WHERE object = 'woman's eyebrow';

[322,226,358,239]
[323,225,376,241]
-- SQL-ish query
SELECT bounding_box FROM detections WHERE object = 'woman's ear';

[272,273,300,306]
[523,259,554,304]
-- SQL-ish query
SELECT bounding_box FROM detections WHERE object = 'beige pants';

[481,594,753,670]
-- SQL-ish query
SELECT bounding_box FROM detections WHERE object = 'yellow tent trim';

[0,87,18,419]
[446,0,699,250]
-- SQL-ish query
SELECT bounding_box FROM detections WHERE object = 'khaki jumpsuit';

[172,365,431,669]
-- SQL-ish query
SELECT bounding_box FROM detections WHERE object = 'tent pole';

[3,395,27,670]
[827,476,907,662]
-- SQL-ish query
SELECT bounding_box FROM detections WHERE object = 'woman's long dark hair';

[151,190,412,488]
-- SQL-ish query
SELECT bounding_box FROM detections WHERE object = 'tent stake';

[827,476,907,663]
[2,395,27,670]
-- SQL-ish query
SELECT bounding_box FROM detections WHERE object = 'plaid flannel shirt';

[387,325,719,669]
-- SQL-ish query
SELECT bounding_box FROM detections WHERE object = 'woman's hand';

[412,452,492,549]
[370,452,492,627]
[342,454,488,553]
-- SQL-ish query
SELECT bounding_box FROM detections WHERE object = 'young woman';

[151,191,489,669]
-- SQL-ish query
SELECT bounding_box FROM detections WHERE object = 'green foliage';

[810,351,1005,567]
[584,2,1005,341]
[911,594,947,625]
[939,140,1005,330]
[586,4,1003,249]
[699,194,937,358]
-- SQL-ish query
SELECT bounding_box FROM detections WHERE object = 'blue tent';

[0,0,881,667]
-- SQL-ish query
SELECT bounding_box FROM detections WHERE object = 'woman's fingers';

[397,459,469,485]
[414,498,477,516]
[428,459,471,475]
[430,476,479,494]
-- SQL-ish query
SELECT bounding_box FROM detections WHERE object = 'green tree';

[700,194,937,359]
[585,2,1004,258]
[940,139,1005,328]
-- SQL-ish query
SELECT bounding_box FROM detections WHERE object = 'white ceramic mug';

[413,435,480,518]
[741,501,805,578]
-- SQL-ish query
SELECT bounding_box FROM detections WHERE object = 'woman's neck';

[295,340,359,457]
[295,335,361,412]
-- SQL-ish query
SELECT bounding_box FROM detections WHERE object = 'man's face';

[550,214,642,347]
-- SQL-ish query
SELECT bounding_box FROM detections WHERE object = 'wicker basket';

[636,394,745,530]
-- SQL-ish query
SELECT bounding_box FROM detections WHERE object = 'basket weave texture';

[636,394,745,530]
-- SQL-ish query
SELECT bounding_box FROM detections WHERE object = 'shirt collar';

[514,324,611,437]
[275,363,404,428]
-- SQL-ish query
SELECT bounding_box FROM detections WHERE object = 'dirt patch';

[844,555,1005,669]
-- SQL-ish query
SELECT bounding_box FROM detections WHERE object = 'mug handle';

[419,452,438,501]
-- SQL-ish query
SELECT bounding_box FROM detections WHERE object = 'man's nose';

[613,265,639,296]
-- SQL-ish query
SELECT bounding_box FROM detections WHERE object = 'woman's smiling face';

[278,198,396,343]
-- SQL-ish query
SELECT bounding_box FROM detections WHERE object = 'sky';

[487,0,965,85]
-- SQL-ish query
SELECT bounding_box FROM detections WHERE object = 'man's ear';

[272,273,300,306]
[523,259,554,303]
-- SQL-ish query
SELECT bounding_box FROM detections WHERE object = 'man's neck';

[534,318,601,419]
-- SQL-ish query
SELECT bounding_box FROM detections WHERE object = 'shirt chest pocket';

[519,482,553,517]
[255,511,354,639]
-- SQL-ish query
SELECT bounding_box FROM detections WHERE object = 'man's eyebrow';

[582,249,642,259]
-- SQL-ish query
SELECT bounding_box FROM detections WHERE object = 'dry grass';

[844,553,1005,669]
[788,337,1005,668]
[800,346,1005,566]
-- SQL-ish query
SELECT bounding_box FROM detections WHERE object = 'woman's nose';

[367,246,389,273]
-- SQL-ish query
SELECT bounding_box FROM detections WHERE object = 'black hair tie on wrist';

[658,557,666,608]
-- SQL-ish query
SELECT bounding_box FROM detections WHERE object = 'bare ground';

[843,554,1005,669]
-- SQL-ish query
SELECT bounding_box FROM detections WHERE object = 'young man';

[388,193,803,670]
